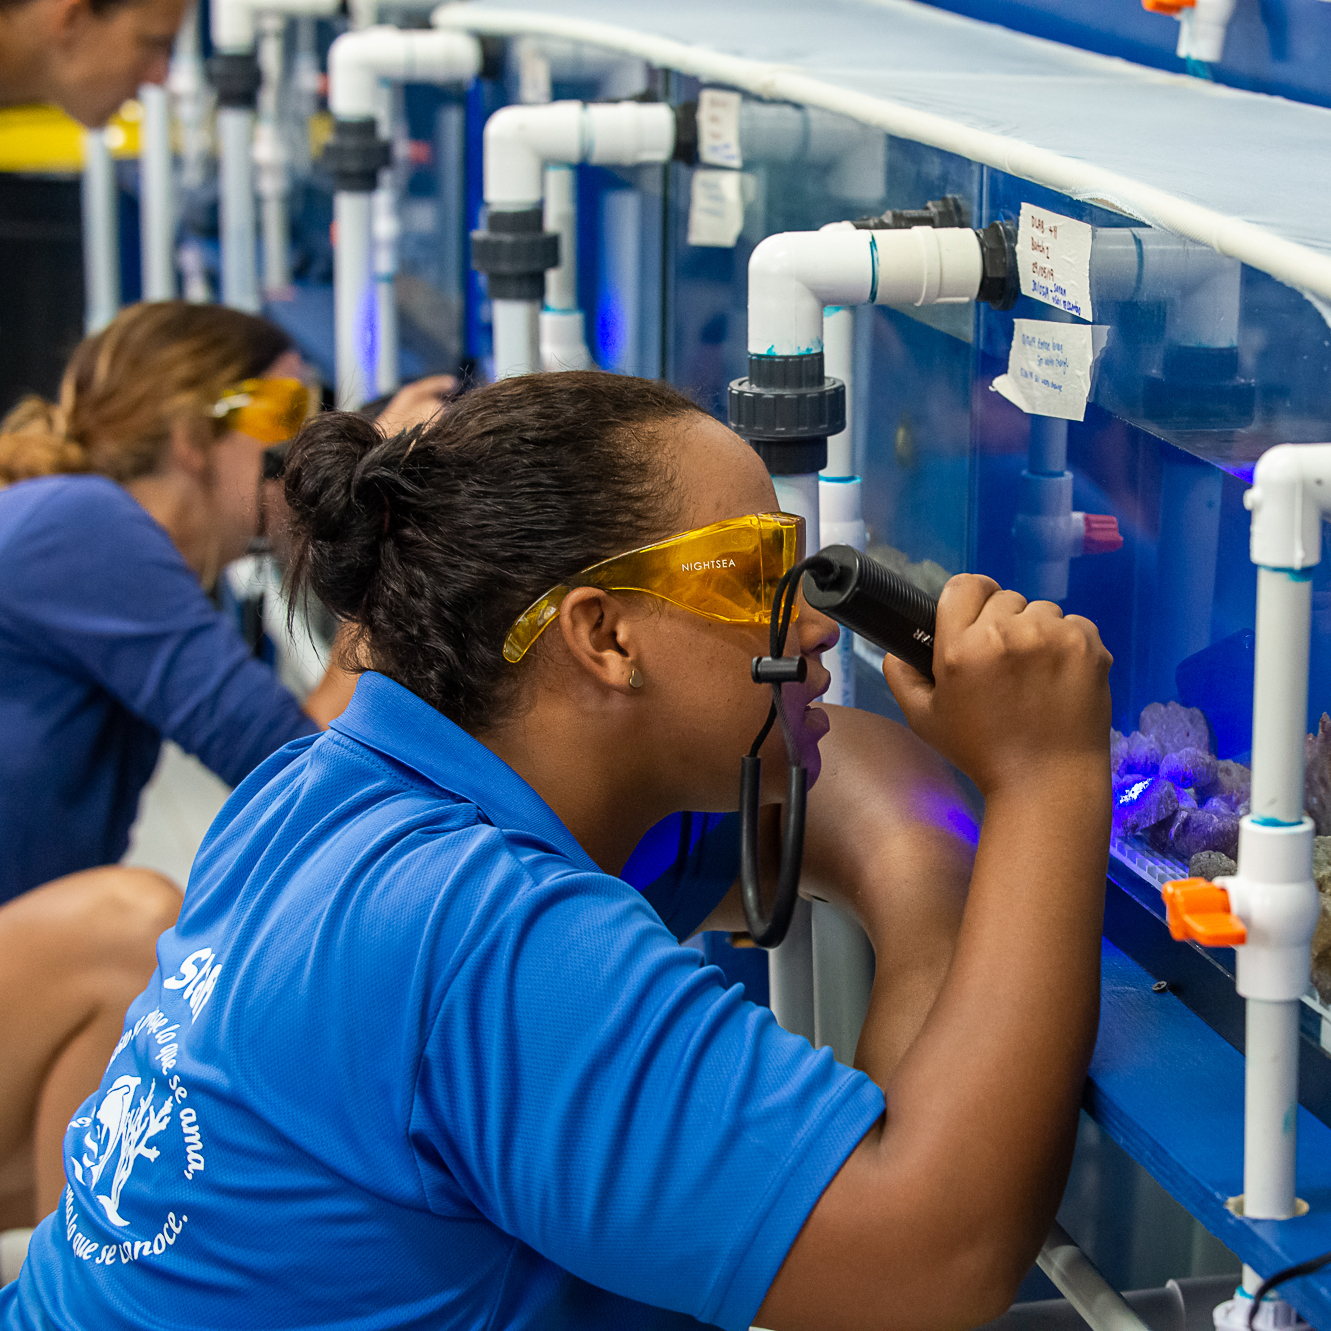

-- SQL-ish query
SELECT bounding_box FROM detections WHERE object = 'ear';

[555,586,642,696]
[49,0,93,42]
[166,417,212,480]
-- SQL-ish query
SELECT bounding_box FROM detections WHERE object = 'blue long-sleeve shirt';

[0,474,317,903]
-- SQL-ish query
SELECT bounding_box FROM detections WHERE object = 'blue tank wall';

[916,0,1331,109]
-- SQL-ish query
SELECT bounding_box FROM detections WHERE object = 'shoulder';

[0,474,168,560]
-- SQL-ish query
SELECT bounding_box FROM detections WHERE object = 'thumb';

[881,653,934,731]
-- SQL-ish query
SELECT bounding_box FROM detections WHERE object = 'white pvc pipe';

[373,185,400,395]
[819,476,865,709]
[1176,0,1237,62]
[82,128,120,334]
[767,470,821,1045]
[492,298,541,379]
[169,6,210,195]
[1038,1223,1155,1331]
[255,13,290,299]
[539,162,594,370]
[291,18,319,180]
[335,190,372,408]
[1244,998,1301,1220]
[328,27,481,120]
[328,27,482,396]
[822,304,854,477]
[138,83,175,301]
[213,0,339,61]
[1250,568,1313,824]
[544,163,578,312]
[747,226,982,357]
[431,3,1331,305]
[218,106,259,312]
[480,99,674,210]
[810,898,874,1064]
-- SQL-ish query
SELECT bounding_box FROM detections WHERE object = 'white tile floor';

[121,741,232,890]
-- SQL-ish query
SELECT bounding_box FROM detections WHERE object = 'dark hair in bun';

[284,370,705,730]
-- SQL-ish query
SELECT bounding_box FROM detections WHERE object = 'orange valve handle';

[1162,878,1247,948]
[1142,0,1194,11]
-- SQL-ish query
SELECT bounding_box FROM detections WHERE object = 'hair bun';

[283,411,421,618]
[0,395,87,485]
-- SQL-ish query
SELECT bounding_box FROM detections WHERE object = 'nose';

[796,592,839,658]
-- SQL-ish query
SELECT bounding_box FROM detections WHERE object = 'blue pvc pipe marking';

[867,233,879,306]
[1088,941,1331,1326]
[1259,567,1316,581]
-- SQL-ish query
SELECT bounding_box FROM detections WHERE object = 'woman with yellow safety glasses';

[7,369,1114,1330]
[0,300,453,1238]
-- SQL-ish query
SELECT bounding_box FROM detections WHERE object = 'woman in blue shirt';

[0,301,362,1232]
[5,369,1113,1329]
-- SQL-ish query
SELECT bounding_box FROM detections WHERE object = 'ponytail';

[0,396,89,485]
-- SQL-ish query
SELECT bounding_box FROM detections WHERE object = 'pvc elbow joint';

[328,27,481,119]
[746,227,984,358]
[482,100,676,209]
[1245,442,1331,571]
[212,0,339,58]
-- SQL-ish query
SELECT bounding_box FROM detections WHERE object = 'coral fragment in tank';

[1305,715,1331,836]
[1139,701,1210,757]
[1160,747,1218,791]
[1113,775,1179,837]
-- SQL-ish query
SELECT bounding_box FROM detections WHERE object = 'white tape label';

[1018,203,1092,320]
[697,88,742,169]
[991,319,1109,422]
[517,46,551,105]
[687,168,745,248]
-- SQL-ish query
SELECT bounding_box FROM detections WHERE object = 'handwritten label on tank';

[688,168,745,248]
[698,89,742,169]
[991,318,1109,422]
[1018,203,1093,320]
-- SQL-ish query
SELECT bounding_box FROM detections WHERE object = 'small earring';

[628,667,644,690]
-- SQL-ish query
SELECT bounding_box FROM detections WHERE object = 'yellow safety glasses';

[503,511,806,664]
[210,377,312,445]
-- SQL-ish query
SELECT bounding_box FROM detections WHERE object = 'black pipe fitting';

[728,351,844,476]
[207,52,262,110]
[322,119,392,194]
[976,218,1019,311]
[470,206,561,301]
[671,100,698,165]
[850,194,970,231]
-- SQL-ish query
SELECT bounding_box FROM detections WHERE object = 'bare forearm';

[864,761,1109,1268]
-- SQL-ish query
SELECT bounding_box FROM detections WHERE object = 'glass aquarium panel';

[656,80,1331,1016]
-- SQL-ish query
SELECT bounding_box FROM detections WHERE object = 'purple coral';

[1167,807,1240,861]
[1160,747,1218,791]
[1116,731,1163,778]
[1113,775,1179,837]
[1140,701,1211,757]
[1306,714,1331,836]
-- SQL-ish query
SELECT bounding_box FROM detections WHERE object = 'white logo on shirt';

[70,1076,173,1227]
[61,940,223,1268]
[162,947,224,1022]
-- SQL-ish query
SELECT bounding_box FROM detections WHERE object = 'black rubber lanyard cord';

[738,554,834,948]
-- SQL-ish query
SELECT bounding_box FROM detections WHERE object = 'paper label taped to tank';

[698,88,742,169]
[991,319,1109,422]
[688,168,745,248]
[1018,203,1092,321]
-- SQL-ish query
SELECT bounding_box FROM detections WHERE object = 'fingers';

[934,574,1002,640]
[881,651,933,722]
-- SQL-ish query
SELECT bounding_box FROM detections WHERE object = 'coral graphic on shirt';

[71,1075,174,1228]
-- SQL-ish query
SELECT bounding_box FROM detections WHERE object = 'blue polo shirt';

[0,474,317,902]
[3,672,884,1331]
